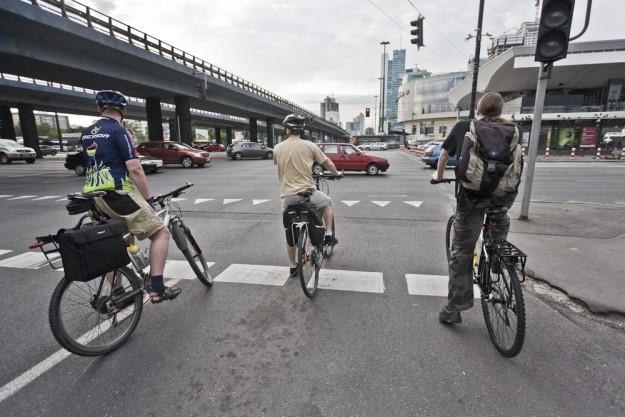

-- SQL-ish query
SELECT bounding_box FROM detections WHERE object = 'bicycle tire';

[481,262,526,357]
[171,220,213,286]
[323,216,336,258]
[48,267,143,356]
[445,215,455,262]
[298,226,319,298]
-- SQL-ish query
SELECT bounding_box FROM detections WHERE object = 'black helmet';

[282,114,306,130]
[95,90,128,109]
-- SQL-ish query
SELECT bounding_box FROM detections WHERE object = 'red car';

[195,142,225,152]
[137,141,210,168]
[315,143,390,175]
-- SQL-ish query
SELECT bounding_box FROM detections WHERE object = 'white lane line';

[7,195,37,201]
[368,194,408,197]
[341,200,359,207]
[371,201,390,207]
[0,252,50,269]
[56,198,67,202]
[194,198,214,205]
[163,260,215,280]
[0,195,14,199]
[252,199,271,205]
[0,250,12,257]
[32,196,61,201]
[405,274,480,298]
[223,198,242,205]
[403,201,423,208]
[315,269,384,293]
[0,277,181,403]
[214,264,289,286]
[171,197,187,202]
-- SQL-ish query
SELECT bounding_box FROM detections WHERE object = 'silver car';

[0,139,36,164]
[227,142,274,160]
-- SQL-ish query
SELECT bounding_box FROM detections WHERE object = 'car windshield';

[0,139,21,148]
[173,143,193,150]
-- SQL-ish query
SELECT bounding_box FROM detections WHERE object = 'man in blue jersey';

[80,90,180,303]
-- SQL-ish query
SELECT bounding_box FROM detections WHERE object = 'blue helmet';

[95,90,128,109]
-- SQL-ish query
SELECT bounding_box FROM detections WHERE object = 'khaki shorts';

[94,189,164,240]
[281,189,333,212]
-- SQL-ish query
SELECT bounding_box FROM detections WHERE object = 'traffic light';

[365,107,370,117]
[410,17,424,49]
[535,0,576,63]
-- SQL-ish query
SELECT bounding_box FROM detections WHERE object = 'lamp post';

[380,41,390,133]
[373,95,378,134]
[466,0,485,120]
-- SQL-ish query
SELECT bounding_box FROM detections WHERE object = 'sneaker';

[149,286,182,304]
[324,235,338,246]
[438,305,462,325]
[289,267,298,278]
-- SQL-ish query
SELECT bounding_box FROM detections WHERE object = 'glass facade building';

[397,71,466,122]
[385,49,406,125]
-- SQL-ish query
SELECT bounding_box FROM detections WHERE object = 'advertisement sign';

[580,127,598,148]
[556,127,576,149]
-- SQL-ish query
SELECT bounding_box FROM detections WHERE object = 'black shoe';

[438,305,462,325]
[324,235,338,246]
[289,267,298,278]
[149,286,182,304]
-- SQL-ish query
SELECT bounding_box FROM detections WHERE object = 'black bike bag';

[56,219,130,282]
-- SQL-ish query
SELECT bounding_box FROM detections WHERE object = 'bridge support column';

[266,118,274,148]
[249,118,258,142]
[145,97,163,141]
[214,127,222,144]
[18,104,40,157]
[0,105,16,139]
[175,96,193,145]
[168,118,178,141]
[226,127,233,145]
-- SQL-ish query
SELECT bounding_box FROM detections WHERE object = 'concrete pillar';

[175,96,193,145]
[214,127,222,144]
[226,127,233,145]
[145,97,163,141]
[266,118,275,148]
[18,104,40,157]
[249,118,258,142]
[0,105,17,139]
[168,118,178,141]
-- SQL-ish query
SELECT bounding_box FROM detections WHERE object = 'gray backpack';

[456,120,523,197]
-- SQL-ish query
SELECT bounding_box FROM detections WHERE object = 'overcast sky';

[69,0,620,126]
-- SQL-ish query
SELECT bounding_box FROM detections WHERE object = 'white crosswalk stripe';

[7,195,37,201]
[403,201,423,208]
[341,200,359,207]
[194,198,214,204]
[163,260,215,280]
[214,264,290,286]
[371,200,390,207]
[252,199,271,205]
[0,252,55,269]
[223,198,242,205]
[0,195,14,199]
[317,269,384,293]
[32,196,61,201]
[405,274,480,298]
[0,250,13,257]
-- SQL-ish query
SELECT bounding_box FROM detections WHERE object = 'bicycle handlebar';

[315,173,343,180]
[430,178,457,185]
[154,182,194,203]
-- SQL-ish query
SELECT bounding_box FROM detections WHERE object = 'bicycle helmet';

[282,114,306,130]
[95,90,128,109]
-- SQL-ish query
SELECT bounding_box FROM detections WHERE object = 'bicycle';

[432,178,527,357]
[286,173,341,298]
[31,182,212,356]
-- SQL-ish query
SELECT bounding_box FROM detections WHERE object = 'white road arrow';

[341,200,360,207]
[403,201,423,208]
[252,199,271,205]
[171,197,187,202]
[194,198,214,205]
[223,199,242,205]
[32,196,61,201]
[371,201,390,207]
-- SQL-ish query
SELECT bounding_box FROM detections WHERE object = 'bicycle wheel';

[298,226,320,298]
[481,262,526,357]
[445,215,455,262]
[48,267,143,356]
[323,216,336,258]
[171,220,213,286]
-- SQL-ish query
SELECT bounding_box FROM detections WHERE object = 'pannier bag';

[57,219,130,282]
[283,205,325,246]
[456,120,523,197]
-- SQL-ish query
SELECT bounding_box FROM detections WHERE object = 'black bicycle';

[31,183,212,356]
[433,178,527,357]
[287,173,341,298]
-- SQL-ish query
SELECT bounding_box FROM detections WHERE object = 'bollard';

[545,146,550,160]
[595,147,601,160]
[570,147,576,160]
[622,147,625,160]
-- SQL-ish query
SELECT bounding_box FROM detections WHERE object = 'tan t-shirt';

[274,136,329,197]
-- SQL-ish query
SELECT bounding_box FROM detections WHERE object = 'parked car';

[137,141,210,168]
[195,142,225,152]
[39,144,58,156]
[420,142,458,168]
[227,142,273,160]
[414,141,440,156]
[0,139,36,164]
[315,143,389,175]
[65,151,164,176]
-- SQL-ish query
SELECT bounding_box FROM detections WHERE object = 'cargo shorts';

[94,189,164,240]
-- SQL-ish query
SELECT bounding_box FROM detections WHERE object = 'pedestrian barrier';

[622,147,625,160]
[595,148,601,160]
[544,147,550,160]
[570,147,576,160]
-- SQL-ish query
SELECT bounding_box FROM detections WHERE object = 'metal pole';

[54,112,64,152]
[373,95,378,134]
[520,62,552,220]
[468,0,485,120]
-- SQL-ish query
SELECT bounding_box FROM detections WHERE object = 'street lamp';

[379,41,390,134]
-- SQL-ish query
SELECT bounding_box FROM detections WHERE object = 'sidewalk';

[507,201,625,315]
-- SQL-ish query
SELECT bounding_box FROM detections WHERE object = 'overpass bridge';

[0,0,348,151]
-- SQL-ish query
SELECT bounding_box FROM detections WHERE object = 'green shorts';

[94,189,164,240]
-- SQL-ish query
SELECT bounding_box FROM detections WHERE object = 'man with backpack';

[431,92,523,324]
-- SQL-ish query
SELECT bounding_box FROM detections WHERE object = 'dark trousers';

[447,190,517,311]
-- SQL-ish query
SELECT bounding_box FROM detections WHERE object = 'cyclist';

[274,114,341,277]
[431,92,519,324]
[80,90,180,303]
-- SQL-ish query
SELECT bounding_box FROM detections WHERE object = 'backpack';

[456,120,523,197]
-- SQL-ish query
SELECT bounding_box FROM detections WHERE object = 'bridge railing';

[22,0,316,120]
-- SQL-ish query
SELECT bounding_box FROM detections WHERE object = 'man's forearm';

[322,160,339,175]
[435,150,450,179]
[129,170,150,199]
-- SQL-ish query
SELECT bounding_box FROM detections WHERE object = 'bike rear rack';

[489,239,527,282]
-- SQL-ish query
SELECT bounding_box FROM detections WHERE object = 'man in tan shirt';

[274,114,341,277]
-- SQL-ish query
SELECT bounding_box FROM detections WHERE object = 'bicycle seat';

[297,189,314,198]
[485,207,508,215]
[67,191,108,200]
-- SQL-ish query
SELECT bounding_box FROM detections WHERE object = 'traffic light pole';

[520,62,552,220]
[468,0,485,120]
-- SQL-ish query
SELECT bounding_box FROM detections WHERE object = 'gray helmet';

[282,114,306,130]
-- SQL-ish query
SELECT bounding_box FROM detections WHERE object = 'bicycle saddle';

[485,207,508,215]
[297,189,315,198]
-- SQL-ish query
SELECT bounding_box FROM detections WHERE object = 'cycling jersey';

[80,117,137,192]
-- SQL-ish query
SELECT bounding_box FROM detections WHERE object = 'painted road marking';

[0,195,14,199]
[7,195,37,201]
[316,269,385,293]
[163,259,215,280]
[214,264,290,286]
[0,252,50,269]
[223,198,242,205]
[194,198,214,204]
[403,201,423,208]
[252,199,271,205]
[55,198,67,202]
[32,196,61,201]
[171,197,187,202]
[0,250,12,257]
[341,200,359,207]
[371,201,390,207]
[405,274,480,298]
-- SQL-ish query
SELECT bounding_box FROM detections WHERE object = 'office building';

[320,96,340,125]
[384,49,406,127]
